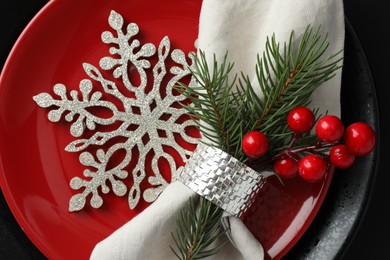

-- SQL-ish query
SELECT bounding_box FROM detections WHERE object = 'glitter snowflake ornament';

[33,10,198,212]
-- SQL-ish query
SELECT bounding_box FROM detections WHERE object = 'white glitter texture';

[33,10,198,212]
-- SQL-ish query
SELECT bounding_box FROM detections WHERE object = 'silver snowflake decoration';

[33,10,198,212]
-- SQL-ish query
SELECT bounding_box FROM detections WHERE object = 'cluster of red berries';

[242,106,376,183]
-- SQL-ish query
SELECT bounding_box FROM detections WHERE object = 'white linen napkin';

[90,0,345,259]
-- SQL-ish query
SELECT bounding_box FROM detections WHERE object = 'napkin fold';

[91,0,345,259]
[90,182,262,260]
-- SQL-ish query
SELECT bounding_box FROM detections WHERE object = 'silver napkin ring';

[178,144,266,219]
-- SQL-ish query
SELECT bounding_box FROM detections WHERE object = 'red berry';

[344,122,376,156]
[242,131,268,158]
[287,106,315,134]
[273,157,298,178]
[298,154,328,183]
[329,144,355,169]
[315,115,344,143]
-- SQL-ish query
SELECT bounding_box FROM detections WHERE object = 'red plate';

[0,0,333,259]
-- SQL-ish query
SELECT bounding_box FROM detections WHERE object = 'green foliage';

[170,197,226,260]
[172,25,343,259]
[249,26,342,153]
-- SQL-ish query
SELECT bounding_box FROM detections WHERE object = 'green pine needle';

[170,197,226,260]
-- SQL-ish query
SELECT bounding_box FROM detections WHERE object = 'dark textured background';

[0,1,389,259]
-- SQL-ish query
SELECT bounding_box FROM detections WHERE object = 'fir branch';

[237,26,342,154]
[172,25,343,259]
[178,51,239,156]
[170,197,226,260]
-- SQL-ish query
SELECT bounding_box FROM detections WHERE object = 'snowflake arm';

[33,81,123,137]
[100,10,156,95]
[69,143,131,211]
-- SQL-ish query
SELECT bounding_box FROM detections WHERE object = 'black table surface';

[0,1,389,259]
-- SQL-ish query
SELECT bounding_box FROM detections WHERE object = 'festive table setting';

[0,0,388,259]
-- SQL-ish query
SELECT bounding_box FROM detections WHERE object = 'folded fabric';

[90,182,263,259]
[90,0,345,259]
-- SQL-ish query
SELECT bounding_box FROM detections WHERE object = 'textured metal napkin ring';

[178,144,266,219]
